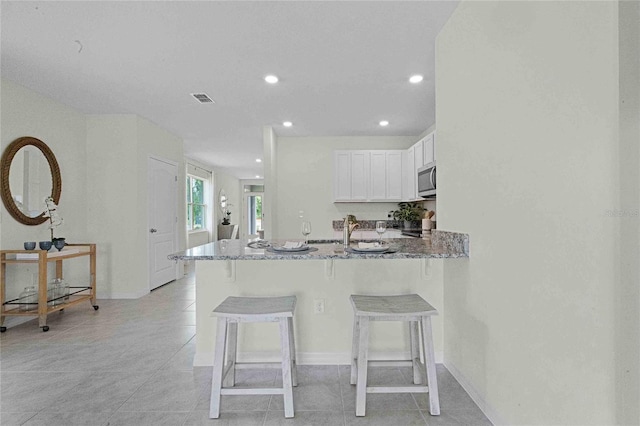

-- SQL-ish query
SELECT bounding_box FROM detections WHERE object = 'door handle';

[150,228,158,233]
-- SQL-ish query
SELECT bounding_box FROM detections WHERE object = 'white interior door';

[148,157,178,290]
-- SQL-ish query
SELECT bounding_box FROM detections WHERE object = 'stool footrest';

[367,385,429,394]
[221,387,284,396]
[234,362,283,370]
[367,360,414,368]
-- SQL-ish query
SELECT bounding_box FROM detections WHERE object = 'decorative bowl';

[53,240,66,251]
[24,241,36,250]
[39,241,52,251]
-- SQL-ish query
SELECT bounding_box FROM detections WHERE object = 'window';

[187,176,206,231]
[247,194,262,234]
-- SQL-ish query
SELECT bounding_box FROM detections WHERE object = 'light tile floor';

[0,274,492,426]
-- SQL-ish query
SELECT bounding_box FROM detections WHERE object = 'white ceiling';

[1,1,458,179]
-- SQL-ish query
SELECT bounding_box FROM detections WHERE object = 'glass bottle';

[61,279,70,303]
[19,286,37,312]
[48,278,66,307]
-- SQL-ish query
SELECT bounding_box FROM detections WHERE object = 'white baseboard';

[194,350,444,367]
[444,359,503,426]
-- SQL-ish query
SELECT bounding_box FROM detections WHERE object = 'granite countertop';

[169,230,469,261]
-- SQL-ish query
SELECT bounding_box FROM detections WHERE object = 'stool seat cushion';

[350,294,436,317]
[211,296,296,318]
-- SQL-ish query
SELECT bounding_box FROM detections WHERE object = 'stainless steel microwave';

[417,162,436,198]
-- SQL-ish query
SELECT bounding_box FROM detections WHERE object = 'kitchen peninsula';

[169,230,468,366]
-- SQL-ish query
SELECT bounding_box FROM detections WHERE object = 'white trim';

[194,350,443,367]
[444,359,504,426]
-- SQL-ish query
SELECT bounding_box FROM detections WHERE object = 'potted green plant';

[390,202,425,230]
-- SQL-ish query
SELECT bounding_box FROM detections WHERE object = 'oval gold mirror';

[0,137,62,225]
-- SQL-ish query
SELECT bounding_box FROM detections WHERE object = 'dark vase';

[403,220,421,230]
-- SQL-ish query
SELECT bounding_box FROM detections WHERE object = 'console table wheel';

[93,305,99,310]
[42,326,49,332]
[0,326,6,333]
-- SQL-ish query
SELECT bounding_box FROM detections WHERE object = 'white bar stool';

[209,296,298,418]
[349,294,440,417]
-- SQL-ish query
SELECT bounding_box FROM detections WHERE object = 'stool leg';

[355,316,369,417]
[209,318,228,419]
[287,316,298,387]
[350,315,360,385]
[279,318,294,418]
[224,321,238,387]
[421,316,440,416]
[409,321,423,385]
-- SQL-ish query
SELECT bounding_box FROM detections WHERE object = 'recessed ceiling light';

[283,121,293,127]
[256,158,262,163]
[409,75,424,84]
[265,75,279,84]
[255,175,261,178]
[379,120,389,127]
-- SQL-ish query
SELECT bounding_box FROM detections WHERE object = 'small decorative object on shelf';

[39,241,52,251]
[43,196,63,241]
[53,239,66,251]
[23,241,36,250]
[222,206,232,225]
[18,286,37,311]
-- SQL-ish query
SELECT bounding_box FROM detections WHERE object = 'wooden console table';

[0,243,98,332]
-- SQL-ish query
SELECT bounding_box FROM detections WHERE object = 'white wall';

[436,2,624,424]
[213,168,241,240]
[616,1,640,423]
[86,115,185,298]
[262,126,277,240]
[1,79,88,325]
[86,115,141,298]
[274,136,416,239]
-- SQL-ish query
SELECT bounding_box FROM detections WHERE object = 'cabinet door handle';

[150,228,158,233]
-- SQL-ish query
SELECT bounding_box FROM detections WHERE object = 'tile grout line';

[338,365,348,426]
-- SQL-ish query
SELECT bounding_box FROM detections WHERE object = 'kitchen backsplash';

[332,220,402,230]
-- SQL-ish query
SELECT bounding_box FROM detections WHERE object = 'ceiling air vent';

[191,93,214,103]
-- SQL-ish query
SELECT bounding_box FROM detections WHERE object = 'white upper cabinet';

[401,131,436,201]
[415,138,424,172]
[334,151,352,201]
[334,150,403,202]
[369,152,387,201]
[423,133,435,165]
[350,151,369,200]
[334,132,435,203]
[403,146,415,201]
[386,151,403,201]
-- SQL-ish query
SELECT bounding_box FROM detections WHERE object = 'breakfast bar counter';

[168,230,468,367]
[170,230,469,261]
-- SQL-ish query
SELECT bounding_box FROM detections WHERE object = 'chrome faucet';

[343,215,359,247]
